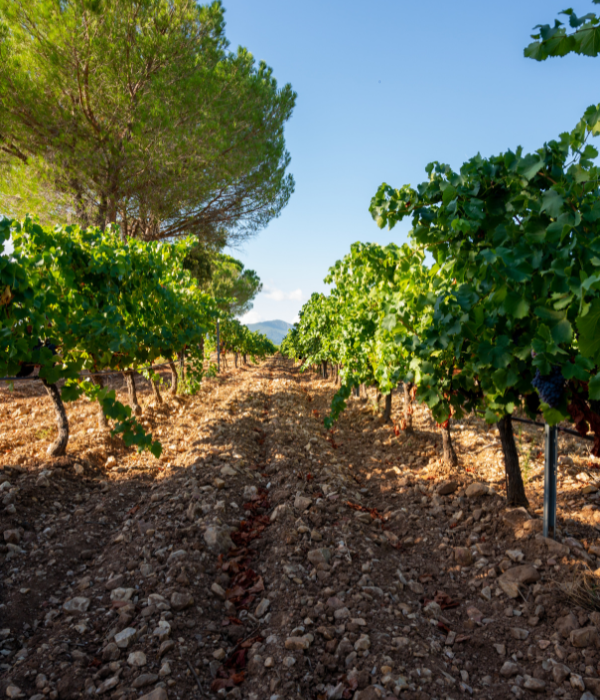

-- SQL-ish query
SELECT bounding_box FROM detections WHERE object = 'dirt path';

[2,357,600,700]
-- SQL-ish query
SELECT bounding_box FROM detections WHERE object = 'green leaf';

[535,307,565,321]
[589,373,600,400]
[503,293,530,319]
[382,314,397,331]
[518,156,545,180]
[577,298,600,361]
[551,319,573,344]
[540,189,564,218]
[442,185,457,206]
[541,405,568,425]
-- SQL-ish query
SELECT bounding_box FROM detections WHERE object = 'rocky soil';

[2,356,600,700]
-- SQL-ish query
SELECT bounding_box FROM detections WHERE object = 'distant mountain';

[246,319,292,345]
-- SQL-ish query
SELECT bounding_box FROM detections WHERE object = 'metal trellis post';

[543,424,558,539]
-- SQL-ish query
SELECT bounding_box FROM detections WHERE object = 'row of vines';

[1,217,276,458]
[281,106,600,508]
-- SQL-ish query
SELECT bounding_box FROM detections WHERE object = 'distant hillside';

[246,319,292,345]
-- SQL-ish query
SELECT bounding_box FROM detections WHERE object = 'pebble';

[282,656,296,668]
[571,675,586,691]
[556,612,580,638]
[480,586,492,601]
[153,621,171,640]
[354,634,370,651]
[105,574,125,590]
[211,582,226,598]
[285,636,310,651]
[114,627,137,648]
[110,586,135,601]
[501,661,520,677]
[553,664,571,683]
[170,591,194,611]
[3,529,20,544]
[96,676,120,694]
[139,688,168,700]
[523,675,546,692]
[571,627,599,648]
[159,661,171,677]
[128,650,147,666]
[204,526,233,553]
[437,480,458,495]
[132,673,159,689]
[62,596,90,612]
[454,547,473,567]
[159,639,175,656]
[510,627,529,640]
[506,549,524,562]
[294,492,312,511]
[465,482,488,498]
[497,565,540,598]
[255,598,271,617]
[307,547,331,565]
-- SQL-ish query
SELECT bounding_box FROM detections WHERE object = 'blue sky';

[222,0,600,324]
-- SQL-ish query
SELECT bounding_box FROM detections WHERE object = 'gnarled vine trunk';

[179,349,185,381]
[42,379,69,456]
[382,392,392,424]
[91,373,109,429]
[151,377,163,404]
[497,414,529,507]
[441,423,458,468]
[168,359,178,395]
[403,382,414,433]
[234,352,238,368]
[123,371,142,416]
[322,360,328,379]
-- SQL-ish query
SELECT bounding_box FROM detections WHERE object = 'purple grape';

[532,366,564,408]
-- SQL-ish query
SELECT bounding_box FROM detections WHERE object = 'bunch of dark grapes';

[531,365,564,408]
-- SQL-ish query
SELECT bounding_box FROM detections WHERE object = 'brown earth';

[1,356,600,700]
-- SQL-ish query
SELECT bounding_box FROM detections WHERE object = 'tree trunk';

[179,349,185,381]
[403,382,414,433]
[382,392,392,423]
[441,422,459,468]
[168,359,178,395]
[123,371,142,415]
[234,352,238,368]
[151,377,163,404]
[41,379,69,457]
[497,414,529,507]
[243,354,247,365]
[322,360,328,379]
[91,373,109,429]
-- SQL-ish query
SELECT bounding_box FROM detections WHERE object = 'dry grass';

[559,567,600,611]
